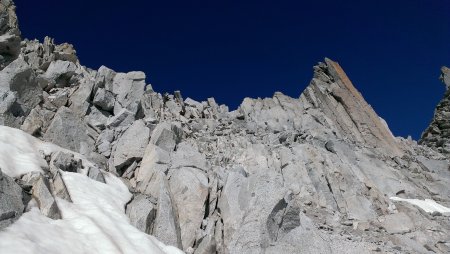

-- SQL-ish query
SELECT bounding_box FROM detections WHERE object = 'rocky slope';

[1,1,450,253]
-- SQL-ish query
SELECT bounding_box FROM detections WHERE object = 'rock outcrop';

[0,0,20,70]
[420,66,450,156]
[1,1,450,254]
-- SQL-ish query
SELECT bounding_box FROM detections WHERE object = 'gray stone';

[135,143,171,195]
[96,129,114,157]
[93,88,115,112]
[0,89,16,114]
[169,167,209,250]
[69,79,94,118]
[49,151,82,175]
[43,107,95,155]
[106,108,135,128]
[21,37,78,70]
[140,91,163,119]
[32,175,61,220]
[38,60,77,89]
[87,167,106,183]
[52,171,72,202]
[194,231,216,254]
[0,58,42,117]
[54,42,78,63]
[125,194,156,234]
[325,140,336,153]
[150,122,182,152]
[0,168,24,230]
[113,120,150,173]
[20,105,55,135]
[184,98,203,111]
[47,89,69,108]
[108,71,145,114]
[122,161,138,179]
[170,142,209,171]
[17,171,42,192]
[96,65,116,89]
[152,174,182,249]
[86,106,110,130]
[0,33,20,64]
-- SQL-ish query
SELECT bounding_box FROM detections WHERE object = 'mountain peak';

[300,58,402,156]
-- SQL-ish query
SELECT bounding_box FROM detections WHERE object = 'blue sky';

[15,0,450,139]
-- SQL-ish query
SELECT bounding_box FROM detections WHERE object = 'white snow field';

[390,197,450,215]
[0,126,183,254]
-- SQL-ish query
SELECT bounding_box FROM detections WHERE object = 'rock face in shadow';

[420,66,450,156]
[1,1,450,253]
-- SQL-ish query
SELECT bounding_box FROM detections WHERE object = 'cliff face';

[420,67,450,155]
[1,1,450,254]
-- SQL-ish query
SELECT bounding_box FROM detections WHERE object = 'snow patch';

[0,126,101,177]
[390,197,450,215]
[0,126,183,254]
[0,126,47,177]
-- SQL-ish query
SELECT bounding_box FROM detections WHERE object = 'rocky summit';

[1,1,450,254]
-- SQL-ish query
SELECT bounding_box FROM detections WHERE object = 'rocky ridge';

[420,66,450,155]
[1,1,450,253]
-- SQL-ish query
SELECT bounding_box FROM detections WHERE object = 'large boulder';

[20,105,55,136]
[152,173,182,249]
[170,142,209,171]
[169,167,209,250]
[86,106,110,130]
[135,143,171,195]
[37,60,77,90]
[140,90,163,119]
[0,58,42,122]
[113,120,150,173]
[150,122,182,152]
[69,79,94,118]
[93,88,115,112]
[106,108,135,128]
[43,107,95,155]
[106,71,146,115]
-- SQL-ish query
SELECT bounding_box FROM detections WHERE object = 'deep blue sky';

[15,0,450,139]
